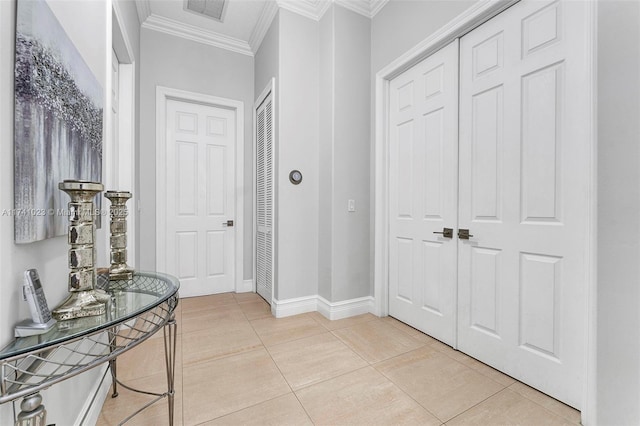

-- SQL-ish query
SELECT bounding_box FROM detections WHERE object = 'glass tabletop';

[0,271,180,360]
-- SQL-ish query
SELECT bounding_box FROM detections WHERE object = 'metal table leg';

[109,327,119,398]
[163,315,177,426]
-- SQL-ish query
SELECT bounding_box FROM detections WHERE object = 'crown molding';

[276,0,327,21]
[335,0,370,18]
[134,0,151,25]
[276,0,389,21]
[249,0,279,52]
[369,0,390,17]
[317,0,333,19]
[137,0,390,57]
[142,14,254,57]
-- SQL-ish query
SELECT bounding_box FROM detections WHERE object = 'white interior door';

[457,0,590,408]
[256,94,274,304]
[165,99,236,297]
[388,40,459,346]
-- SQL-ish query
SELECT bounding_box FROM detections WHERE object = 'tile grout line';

[442,387,515,425]
[504,382,582,425]
[187,299,290,425]
[247,313,328,348]
[374,364,446,424]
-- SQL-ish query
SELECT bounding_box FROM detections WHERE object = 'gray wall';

[318,7,334,301]
[0,0,108,423]
[332,5,370,301]
[596,0,640,423]
[318,4,371,303]
[276,9,320,300]
[254,12,279,100]
[138,29,254,280]
[371,0,476,74]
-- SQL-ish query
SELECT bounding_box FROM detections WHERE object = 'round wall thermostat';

[289,170,303,185]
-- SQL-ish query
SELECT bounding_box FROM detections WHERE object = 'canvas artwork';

[14,0,103,243]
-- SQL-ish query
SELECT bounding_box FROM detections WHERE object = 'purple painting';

[14,0,103,243]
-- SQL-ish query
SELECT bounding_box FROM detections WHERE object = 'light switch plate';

[348,199,355,212]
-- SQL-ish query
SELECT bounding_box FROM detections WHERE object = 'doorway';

[156,87,245,298]
[382,0,594,411]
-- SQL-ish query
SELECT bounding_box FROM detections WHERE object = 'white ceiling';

[135,0,389,56]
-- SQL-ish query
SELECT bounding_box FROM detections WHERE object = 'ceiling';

[134,0,389,56]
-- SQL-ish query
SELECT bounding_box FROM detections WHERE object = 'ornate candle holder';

[52,180,109,321]
[104,191,133,280]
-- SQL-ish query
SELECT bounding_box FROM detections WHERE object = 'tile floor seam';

[292,364,375,394]
[261,339,296,395]
[267,329,368,367]
[237,300,253,322]
[506,382,581,424]
[248,320,328,348]
[330,328,430,366]
[291,390,317,425]
[180,339,264,368]
[182,345,290,425]
[371,364,446,424]
[195,392,312,425]
[266,332,371,394]
[441,386,515,424]
[431,350,509,390]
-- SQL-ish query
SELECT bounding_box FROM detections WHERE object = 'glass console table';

[0,271,180,425]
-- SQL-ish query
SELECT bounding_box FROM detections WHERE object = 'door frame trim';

[112,0,137,268]
[374,0,519,317]
[155,86,245,294]
[373,0,597,421]
[253,78,277,303]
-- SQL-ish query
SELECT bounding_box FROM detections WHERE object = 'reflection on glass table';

[0,271,180,426]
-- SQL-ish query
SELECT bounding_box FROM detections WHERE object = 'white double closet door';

[389,0,590,409]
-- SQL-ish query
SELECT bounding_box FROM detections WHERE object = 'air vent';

[184,0,227,22]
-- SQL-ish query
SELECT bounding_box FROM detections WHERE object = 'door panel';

[256,95,274,304]
[166,100,235,297]
[388,40,459,346]
[458,0,590,408]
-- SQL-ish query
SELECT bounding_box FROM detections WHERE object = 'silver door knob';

[222,220,234,227]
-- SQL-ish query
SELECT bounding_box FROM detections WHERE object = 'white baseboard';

[272,295,318,318]
[74,367,112,426]
[317,296,375,320]
[237,278,254,293]
[273,295,375,320]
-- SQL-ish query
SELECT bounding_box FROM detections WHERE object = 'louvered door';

[256,94,274,304]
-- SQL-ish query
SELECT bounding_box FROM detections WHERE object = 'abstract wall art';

[14,0,103,243]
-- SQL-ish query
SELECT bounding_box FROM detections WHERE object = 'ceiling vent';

[184,0,227,22]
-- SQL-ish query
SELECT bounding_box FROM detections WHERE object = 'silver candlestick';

[104,191,133,280]
[52,180,109,320]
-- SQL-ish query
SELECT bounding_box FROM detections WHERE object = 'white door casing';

[457,0,591,408]
[255,87,274,304]
[388,40,459,346]
[156,87,244,297]
[112,2,137,267]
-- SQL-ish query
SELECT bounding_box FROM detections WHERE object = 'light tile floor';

[98,293,581,426]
